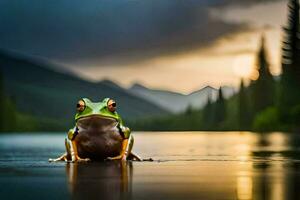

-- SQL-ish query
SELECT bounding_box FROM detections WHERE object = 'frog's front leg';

[49,128,90,162]
[48,138,70,162]
[67,127,90,162]
[69,140,90,162]
[107,134,141,161]
[107,137,129,161]
[48,153,68,162]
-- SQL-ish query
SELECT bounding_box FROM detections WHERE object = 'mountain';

[129,83,236,113]
[0,51,169,129]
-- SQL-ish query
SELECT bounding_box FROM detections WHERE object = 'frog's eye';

[107,99,117,112]
[76,100,85,112]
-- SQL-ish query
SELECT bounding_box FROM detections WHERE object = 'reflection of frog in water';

[49,98,141,162]
[66,161,133,199]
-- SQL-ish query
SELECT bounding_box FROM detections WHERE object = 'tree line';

[1,0,299,133]
[0,71,17,132]
[0,70,65,132]
[131,0,300,132]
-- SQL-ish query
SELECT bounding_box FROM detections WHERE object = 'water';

[1,132,300,200]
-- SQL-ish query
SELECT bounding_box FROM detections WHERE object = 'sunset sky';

[0,0,288,93]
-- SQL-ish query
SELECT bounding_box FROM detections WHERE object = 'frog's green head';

[75,98,122,123]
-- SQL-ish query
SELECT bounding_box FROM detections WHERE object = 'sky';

[0,0,288,93]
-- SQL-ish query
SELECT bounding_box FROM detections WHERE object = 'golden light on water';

[237,175,253,200]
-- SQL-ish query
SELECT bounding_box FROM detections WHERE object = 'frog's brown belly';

[74,127,123,160]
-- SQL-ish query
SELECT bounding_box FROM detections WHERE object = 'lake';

[1,132,300,200]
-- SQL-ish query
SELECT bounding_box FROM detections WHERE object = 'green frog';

[49,98,141,162]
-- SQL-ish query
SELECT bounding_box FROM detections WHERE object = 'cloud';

[0,0,248,66]
[217,0,282,7]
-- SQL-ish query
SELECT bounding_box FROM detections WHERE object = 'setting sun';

[233,55,254,78]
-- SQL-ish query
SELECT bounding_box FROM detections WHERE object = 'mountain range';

[0,50,169,128]
[0,50,236,129]
[129,83,236,113]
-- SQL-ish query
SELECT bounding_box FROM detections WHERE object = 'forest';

[130,0,300,132]
[1,0,300,133]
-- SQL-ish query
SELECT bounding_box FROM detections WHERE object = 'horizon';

[0,48,236,95]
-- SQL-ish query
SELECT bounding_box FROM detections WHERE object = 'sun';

[233,55,254,78]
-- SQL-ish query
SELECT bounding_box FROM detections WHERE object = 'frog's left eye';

[76,100,85,112]
[107,99,117,112]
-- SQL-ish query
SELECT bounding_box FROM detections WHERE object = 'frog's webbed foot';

[128,152,142,161]
[49,153,68,162]
[128,152,153,162]
[75,158,91,162]
[73,156,91,162]
[107,153,142,161]
[106,155,123,161]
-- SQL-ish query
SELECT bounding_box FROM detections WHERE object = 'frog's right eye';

[107,99,117,112]
[76,100,85,112]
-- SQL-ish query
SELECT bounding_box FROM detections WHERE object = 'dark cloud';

[218,0,282,6]
[0,0,256,66]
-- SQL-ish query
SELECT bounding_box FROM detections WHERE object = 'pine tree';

[279,0,300,120]
[0,69,17,132]
[238,79,250,130]
[213,87,226,125]
[251,36,274,114]
[203,94,213,129]
[3,98,17,131]
[185,104,193,115]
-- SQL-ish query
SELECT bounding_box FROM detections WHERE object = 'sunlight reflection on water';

[0,132,300,200]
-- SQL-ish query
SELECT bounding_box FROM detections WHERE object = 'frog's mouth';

[77,115,118,131]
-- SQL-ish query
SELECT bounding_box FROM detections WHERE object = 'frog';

[49,98,141,162]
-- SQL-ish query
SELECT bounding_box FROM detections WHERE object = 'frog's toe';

[49,153,67,162]
[106,157,113,161]
[77,158,91,162]
[48,158,61,162]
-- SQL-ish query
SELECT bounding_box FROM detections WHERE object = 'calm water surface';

[1,132,300,200]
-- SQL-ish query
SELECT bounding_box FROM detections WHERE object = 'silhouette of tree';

[213,87,226,125]
[203,93,213,129]
[0,69,17,132]
[279,0,300,122]
[185,104,193,115]
[251,36,274,114]
[238,79,250,130]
